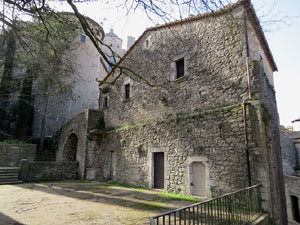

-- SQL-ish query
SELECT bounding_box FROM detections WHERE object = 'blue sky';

[53,0,300,129]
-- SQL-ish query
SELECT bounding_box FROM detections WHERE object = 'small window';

[176,58,184,79]
[125,83,130,99]
[110,44,113,47]
[80,35,86,43]
[146,40,149,48]
[103,96,108,107]
[291,195,300,222]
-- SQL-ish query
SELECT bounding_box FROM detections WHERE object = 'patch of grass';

[0,139,28,144]
[105,181,149,191]
[160,192,201,203]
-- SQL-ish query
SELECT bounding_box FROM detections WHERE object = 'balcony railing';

[150,184,262,225]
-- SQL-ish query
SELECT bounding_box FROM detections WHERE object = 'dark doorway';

[154,152,164,189]
[291,195,300,222]
[63,133,78,161]
[108,151,115,180]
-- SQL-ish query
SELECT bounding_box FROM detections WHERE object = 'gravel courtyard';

[0,181,194,225]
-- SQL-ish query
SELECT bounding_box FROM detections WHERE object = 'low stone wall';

[0,144,36,167]
[19,160,79,181]
[285,175,300,225]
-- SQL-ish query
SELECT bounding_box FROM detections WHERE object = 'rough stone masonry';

[57,1,287,224]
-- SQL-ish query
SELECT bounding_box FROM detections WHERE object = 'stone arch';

[63,133,78,161]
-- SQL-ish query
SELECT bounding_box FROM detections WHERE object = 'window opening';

[291,195,300,222]
[146,40,149,48]
[125,83,130,99]
[176,58,184,79]
[104,97,108,107]
[80,35,86,43]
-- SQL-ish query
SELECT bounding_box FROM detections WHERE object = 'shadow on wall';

[0,211,24,225]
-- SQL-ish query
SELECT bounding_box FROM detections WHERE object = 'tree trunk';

[39,94,49,151]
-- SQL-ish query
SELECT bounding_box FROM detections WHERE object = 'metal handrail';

[150,184,262,225]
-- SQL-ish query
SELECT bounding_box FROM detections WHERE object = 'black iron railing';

[150,184,262,225]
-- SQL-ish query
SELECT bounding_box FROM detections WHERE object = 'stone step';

[0,168,19,173]
[0,180,22,185]
[0,172,18,176]
[0,167,21,184]
[0,167,19,169]
[0,175,18,179]
[0,177,19,183]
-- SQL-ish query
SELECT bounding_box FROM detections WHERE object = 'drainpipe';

[243,10,252,187]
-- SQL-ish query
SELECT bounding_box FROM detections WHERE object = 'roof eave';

[242,1,278,72]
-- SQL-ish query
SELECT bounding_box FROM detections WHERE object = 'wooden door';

[154,152,164,189]
[191,162,206,197]
[109,151,114,180]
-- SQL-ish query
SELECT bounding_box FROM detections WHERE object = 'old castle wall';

[101,9,249,128]
[96,4,286,224]
[100,105,248,197]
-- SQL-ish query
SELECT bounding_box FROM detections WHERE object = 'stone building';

[57,0,287,224]
[31,14,107,137]
[280,127,300,225]
[0,14,107,138]
[100,28,127,74]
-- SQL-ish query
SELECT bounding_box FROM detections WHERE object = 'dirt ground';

[0,181,193,225]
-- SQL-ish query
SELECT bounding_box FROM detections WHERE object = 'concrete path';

[0,181,194,225]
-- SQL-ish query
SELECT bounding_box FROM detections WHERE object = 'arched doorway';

[191,162,206,197]
[63,133,78,161]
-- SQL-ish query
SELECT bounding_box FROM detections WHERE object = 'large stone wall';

[19,159,78,181]
[0,144,36,167]
[250,59,287,224]
[100,6,249,128]
[98,105,249,197]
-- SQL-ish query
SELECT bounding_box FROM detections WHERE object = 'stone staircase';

[0,167,22,184]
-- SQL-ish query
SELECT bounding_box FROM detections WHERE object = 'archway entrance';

[63,133,78,161]
[191,162,206,197]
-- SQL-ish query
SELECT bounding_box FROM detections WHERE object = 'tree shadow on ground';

[0,211,24,225]
[13,181,191,214]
